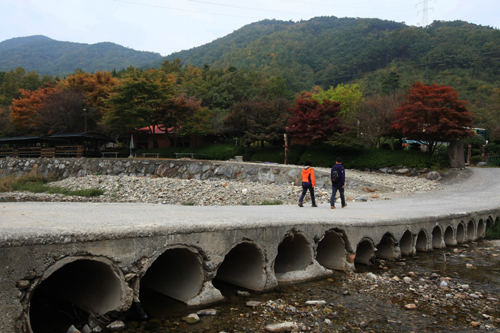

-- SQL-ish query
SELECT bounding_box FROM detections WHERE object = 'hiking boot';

[312,204,318,207]
[331,206,336,209]
[298,202,303,207]
[342,204,347,208]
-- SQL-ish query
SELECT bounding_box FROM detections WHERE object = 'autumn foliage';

[392,82,475,155]
[287,97,343,144]
[10,86,57,132]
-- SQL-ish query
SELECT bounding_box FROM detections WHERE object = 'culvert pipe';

[416,230,429,252]
[355,239,375,265]
[140,247,203,303]
[432,226,444,248]
[399,230,413,256]
[30,258,126,319]
[215,242,266,291]
[375,234,398,260]
[477,220,485,238]
[467,220,475,241]
[316,230,348,270]
[457,223,466,244]
[274,233,312,274]
[444,226,456,246]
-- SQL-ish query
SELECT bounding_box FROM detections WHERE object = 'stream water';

[31,241,500,333]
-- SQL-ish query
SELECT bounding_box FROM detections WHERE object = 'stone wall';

[0,157,335,189]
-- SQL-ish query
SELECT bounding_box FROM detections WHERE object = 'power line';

[112,0,260,18]
[187,0,308,15]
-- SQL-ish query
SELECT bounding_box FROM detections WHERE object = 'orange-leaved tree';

[391,82,475,155]
[10,86,57,133]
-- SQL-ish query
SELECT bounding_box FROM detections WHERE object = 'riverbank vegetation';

[0,173,103,197]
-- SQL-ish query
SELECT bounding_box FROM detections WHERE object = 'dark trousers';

[331,184,345,207]
[299,186,316,205]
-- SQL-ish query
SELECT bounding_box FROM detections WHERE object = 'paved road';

[1,168,499,246]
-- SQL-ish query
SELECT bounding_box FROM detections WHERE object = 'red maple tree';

[391,82,475,155]
[287,96,343,144]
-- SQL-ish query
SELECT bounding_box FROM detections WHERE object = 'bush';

[250,145,306,165]
[486,143,499,155]
[485,218,500,240]
[462,135,486,149]
[181,144,245,160]
[472,148,482,156]
[298,145,448,169]
[470,156,483,165]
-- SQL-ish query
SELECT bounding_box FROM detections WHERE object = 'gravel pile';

[0,169,443,205]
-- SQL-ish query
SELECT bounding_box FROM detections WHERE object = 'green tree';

[105,69,177,146]
[312,84,363,125]
[381,71,401,98]
[224,97,291,145]
[0,67,25,104]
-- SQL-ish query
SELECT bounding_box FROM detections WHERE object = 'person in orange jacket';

[298,160,317,207]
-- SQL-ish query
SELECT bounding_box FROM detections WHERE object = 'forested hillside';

[1,16,500,147]
[164,17,500,92]
[0,35,163,76]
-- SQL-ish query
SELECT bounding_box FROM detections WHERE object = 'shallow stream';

[32,241,500,333]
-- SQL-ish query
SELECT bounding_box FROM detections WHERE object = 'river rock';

[106,320,126,331]
[197,309,217,316]
[404,304,417,310]
[265,321,298,332]
[246,301,262,307]
[426,171,441,181]
[237,290,251,297]
[182,313,200,324]
[67,326,81,333]
[305,300,326,305]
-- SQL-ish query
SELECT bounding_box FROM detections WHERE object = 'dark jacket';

[331,164,345,186]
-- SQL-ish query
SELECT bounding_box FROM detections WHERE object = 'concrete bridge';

[0,168,499,333]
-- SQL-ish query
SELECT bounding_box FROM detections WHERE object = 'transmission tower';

[416,0,435,27]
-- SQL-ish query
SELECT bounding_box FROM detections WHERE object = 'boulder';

[426,171,441,181]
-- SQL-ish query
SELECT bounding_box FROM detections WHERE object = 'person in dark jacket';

[330,157,346,209]
[298,160,317,207]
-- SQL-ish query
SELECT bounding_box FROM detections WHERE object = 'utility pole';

[283,134,289,165]
[416,0,435,27]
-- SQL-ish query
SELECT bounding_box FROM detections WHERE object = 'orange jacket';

[301,167,315,187]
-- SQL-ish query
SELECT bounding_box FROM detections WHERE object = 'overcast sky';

[2,0,499,56]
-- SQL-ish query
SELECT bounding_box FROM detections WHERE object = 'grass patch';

[261,200,283,205]
[0,173,103,197]
[181,201,196,206]
[485,218,500,240]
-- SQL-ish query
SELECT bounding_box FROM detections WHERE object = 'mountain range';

[1,17,499,94]
[0,35,162,76]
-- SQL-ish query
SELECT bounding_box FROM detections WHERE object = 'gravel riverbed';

[0,168,443,205]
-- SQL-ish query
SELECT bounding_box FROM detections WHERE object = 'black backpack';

[331,169,340,184]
